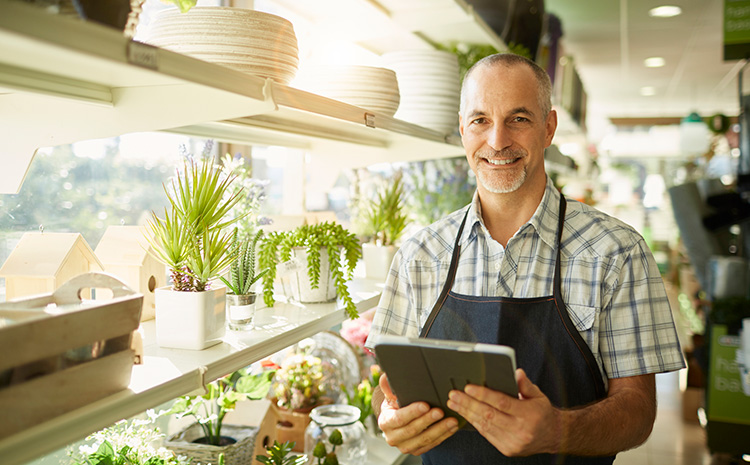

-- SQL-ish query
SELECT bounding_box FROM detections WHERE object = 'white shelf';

[0,1,474,195]
[0,279,382,465]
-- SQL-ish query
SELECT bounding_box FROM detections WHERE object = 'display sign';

[724,0,750,60]
[707,324,750,424]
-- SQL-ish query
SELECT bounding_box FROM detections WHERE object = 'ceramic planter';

[226,292,257,331]
[155,286,226,350]
[286,247,337,303]
[362,243,397,281]
[165,423,258,465]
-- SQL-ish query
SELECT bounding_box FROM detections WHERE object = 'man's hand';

[446,368,561,456]
[377,373,460,455]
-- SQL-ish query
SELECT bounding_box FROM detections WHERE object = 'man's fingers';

[380,373,397,401]
[391,415,459,455]
[515,368,544,400]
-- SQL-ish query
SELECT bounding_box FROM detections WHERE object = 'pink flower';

[340,317,372,349]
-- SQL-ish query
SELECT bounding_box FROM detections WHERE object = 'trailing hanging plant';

[258,222,362,319]
[220,229,269,295]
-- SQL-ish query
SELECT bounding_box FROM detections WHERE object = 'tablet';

[373,335,518,427]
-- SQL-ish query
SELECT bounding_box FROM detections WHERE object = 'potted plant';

[258,222,362,319]
[269,352,337,452]
[359,170,408,280]
[162,368,276,465]
[68,416,190,465]
[220,229,269,331]
[256,440,307,465]
[144,154,243,350]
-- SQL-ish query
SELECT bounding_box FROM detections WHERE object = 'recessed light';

[641,86,657,96]
[649,5,682,17]
[644,57,666,67]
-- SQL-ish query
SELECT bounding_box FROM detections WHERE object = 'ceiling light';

[644,57,665,68]
[640,86,657,96]
[649,5,682,17]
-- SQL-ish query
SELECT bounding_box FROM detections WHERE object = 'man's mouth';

[484,157,520,166]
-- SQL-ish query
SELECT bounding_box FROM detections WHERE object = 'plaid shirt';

[365,177,685,384]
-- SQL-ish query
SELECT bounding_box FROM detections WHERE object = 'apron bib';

[419,195,614,465]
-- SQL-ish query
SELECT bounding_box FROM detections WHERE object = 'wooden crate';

[0,272,143,439]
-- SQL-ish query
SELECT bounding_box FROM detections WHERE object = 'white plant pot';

[155,285,226,350]
[362,243,397,281]
[287,247,337,303]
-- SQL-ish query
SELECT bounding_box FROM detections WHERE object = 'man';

[364,53,685,464]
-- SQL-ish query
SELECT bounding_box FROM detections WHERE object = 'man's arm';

[447,369,656,457]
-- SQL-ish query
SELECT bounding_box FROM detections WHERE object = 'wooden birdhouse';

[0,232,103,301]
[94,225,165,321]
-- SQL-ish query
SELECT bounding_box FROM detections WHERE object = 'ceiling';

[543,0,746,135]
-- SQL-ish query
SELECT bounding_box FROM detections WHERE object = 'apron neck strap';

[419,205,471,337]
[553,194,567,301]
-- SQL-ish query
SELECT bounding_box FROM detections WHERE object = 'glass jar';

[304,404,367,465]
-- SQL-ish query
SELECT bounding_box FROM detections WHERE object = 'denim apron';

[419,195,615,465]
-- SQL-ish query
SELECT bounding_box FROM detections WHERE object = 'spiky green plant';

[257,222,362,319]
[145,157,244,291]
[362,170,409,246]
[256,441,307,465]
[220,229,269,295]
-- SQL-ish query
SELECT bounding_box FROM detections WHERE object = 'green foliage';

[257,222,362,319]
[311,429,343,465]
[256,441,307,465]
[343,365,381,425]
[360,171,409,246]
[68,418,189,465]
[272,353,335,411]
[431,42,499,80]
[161,0,198,13]
[145,155,243,291]
[161,369,275,446]
[405,157,476,226]
[219,229,269,295]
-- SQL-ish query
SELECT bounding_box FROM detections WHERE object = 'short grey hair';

[459,53,553,117]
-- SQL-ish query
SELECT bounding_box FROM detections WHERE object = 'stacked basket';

[296,65,401,116]
[381,50,461,134]
[143,7,299,85]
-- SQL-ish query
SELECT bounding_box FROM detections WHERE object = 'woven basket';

[165,423,259,465]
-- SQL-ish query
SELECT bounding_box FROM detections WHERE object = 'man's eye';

[513,116,529,123]
[472,117,486,124]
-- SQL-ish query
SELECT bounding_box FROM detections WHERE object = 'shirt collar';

[460,177,562,250]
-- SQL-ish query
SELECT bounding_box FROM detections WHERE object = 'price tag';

[278,257,303,276]
[364,113,376,128]
[127,41,159,70]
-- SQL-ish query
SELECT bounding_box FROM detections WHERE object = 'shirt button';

[495,262,501,270]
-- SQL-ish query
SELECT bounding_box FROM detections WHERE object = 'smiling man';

[365,53,685,464]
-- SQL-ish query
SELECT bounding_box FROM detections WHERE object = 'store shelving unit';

[0,1,525,464]
[0,280,382,465]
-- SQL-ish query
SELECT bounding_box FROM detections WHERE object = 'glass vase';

[304,404,367,465]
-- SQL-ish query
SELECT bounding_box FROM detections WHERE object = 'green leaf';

[328,429,343,446]
[313,441,327,459]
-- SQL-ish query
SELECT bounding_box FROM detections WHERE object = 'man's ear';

[544,109,558,147]
[459,114,465,137]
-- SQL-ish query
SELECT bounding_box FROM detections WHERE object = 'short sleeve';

[598,238,686,378]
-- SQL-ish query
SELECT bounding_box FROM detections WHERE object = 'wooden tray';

[0,272,143,439]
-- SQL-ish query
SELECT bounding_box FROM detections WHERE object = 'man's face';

[459,63,557,196]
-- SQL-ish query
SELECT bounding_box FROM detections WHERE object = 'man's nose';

[486,124,511,151]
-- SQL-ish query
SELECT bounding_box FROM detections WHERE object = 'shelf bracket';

[262,78,279,113]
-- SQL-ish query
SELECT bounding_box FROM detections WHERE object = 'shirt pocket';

[565,303,598,354]
[566,303,597,332]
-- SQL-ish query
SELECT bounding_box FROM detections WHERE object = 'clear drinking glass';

[226,293,256,330]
